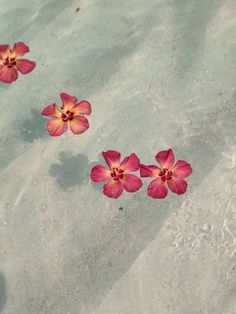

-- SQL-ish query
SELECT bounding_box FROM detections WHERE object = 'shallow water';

[0,0,236,313]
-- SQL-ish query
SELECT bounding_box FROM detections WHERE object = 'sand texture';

[0,0,236,313]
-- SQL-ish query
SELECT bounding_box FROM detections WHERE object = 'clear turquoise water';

[0,0,236,313]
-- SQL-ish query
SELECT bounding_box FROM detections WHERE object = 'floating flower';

[140,149,192,199]
[0,42,36,83]
[90,150,143,199]
[41,92,92,137]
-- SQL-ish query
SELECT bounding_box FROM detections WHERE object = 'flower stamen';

[159,168,172,182]
[61,110,74,122]
[4,57,16,68]
[110,167,124,180]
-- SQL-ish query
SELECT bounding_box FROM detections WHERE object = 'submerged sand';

[0,0,236,313]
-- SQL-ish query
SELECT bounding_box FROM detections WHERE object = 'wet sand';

[0,0,236,313]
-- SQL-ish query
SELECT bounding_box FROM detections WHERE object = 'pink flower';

[140,149,192,199]
[41,92,92,137]
[0,42,36,83]
[90,150,143,199]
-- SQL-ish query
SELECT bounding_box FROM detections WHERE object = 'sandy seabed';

[0,0,236,313]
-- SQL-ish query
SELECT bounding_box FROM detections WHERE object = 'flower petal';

[102,150,121,169]
[72,100,92,115]
[172,160,192,179]
[147,178,168,199]
[90,165,111,182]
[41,103,61,118]
[122,174,143,192]
[167,177,187,195]
[155,149,174,169]
[47,119,68,137]
[120,153,140,172]
[11,42,29,58]
[16,59,36,74]
[140,164,160,177]
[69,115,89,135]
[60,92,77,111]
[0,66,18,83]
[0,44,9,59]
[103,180,124,199]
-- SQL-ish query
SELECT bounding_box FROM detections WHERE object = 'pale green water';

[0,0,236,313]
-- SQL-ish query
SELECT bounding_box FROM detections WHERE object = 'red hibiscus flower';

[41,92,92,137]
[90,150,143,199]
[140,149,192,199]
[0,42,36,83]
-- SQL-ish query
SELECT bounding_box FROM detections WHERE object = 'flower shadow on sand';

[49,151,104,191]
[19,108,47,142]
